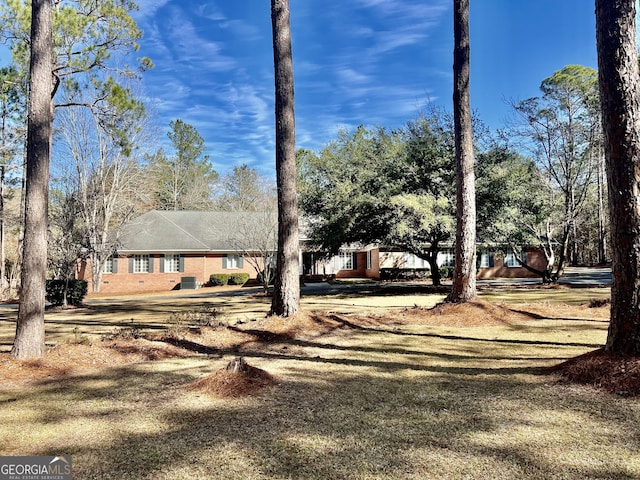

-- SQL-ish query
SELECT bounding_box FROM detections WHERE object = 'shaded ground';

[0,298,632,396]
[3,287,640,480]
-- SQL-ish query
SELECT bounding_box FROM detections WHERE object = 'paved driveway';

[558,266,611,286]
[476,266,611,288]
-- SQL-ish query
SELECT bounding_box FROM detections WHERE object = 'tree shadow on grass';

[324,314,603,349]
[13,357,639,480]
[161,335,548,376]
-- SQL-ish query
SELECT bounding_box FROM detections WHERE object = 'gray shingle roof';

[115,210,277,253]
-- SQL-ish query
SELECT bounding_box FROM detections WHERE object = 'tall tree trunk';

[597,144,607,264]
[448,0,476,302]
[11,0,53,359]
[0,165,6,295]
[595,0,640,354]
[270,0,300,317]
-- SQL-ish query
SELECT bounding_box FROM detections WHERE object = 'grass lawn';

[1,282,638,479]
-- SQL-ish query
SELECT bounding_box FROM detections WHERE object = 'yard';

[1,281,639,479]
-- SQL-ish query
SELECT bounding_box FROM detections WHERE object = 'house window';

[225,254,241,269]
[480,252,490,268]
[103,257,114,274]
[404,253,427,269]
[438,250,455,267]
[366,251,372,270]
[164,254,180,273]
[504,250,525,268]
[133,254,150,273]
[336,252,354,270]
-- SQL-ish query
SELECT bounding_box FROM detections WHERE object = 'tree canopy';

[149,119,218,211]
[297,114,458,285]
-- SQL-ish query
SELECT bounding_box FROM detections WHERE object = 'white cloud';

[357,0,449,21]
[153,6,237,72]
[194,3,226,21]
[336,67,371,85]
[134,0,172,19]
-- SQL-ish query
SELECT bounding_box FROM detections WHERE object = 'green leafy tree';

[398,114,457,285]
[387,193,453,283]
[297,126,405,252]
[476,144,559,281]
[297,116,457,286]
[149,119,217,211]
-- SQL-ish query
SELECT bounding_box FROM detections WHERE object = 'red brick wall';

[477,249,548,279]
[366,249,381,280]
[335,252,370,279]
[79,253,261,295]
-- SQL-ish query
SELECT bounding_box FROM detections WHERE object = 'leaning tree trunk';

[448,0,477,303]
[269,0,300,317]
[11,0,53,359]
[595,0,640,354]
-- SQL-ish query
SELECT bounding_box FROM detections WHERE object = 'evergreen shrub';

[228,273,250,285]
[209,274,230,286]
[46,279,88,306]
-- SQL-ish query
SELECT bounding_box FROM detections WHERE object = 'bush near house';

[46,279,88,306]
[228,273,250,286]
[439,267,454,279]
[380,268,431,281]
[209,274,230,286]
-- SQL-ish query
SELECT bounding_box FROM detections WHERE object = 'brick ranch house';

[76,210,548,295]
[304,246,547,281]
[76,210,271,294]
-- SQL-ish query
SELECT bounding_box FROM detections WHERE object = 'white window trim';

[504,250,525,268]
[226,254,240,269]
[164,253,180,273]
[336,252,353,270]
[133,254,150,273]
[103,258,113,274]
[438,249,455,268]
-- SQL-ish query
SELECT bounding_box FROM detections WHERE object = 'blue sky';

[130,0,599,177]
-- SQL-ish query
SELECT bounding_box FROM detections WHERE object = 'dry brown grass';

[1,284,639,479]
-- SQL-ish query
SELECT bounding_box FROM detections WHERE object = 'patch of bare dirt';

[551,349,640,396]
[188,357,277,397]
